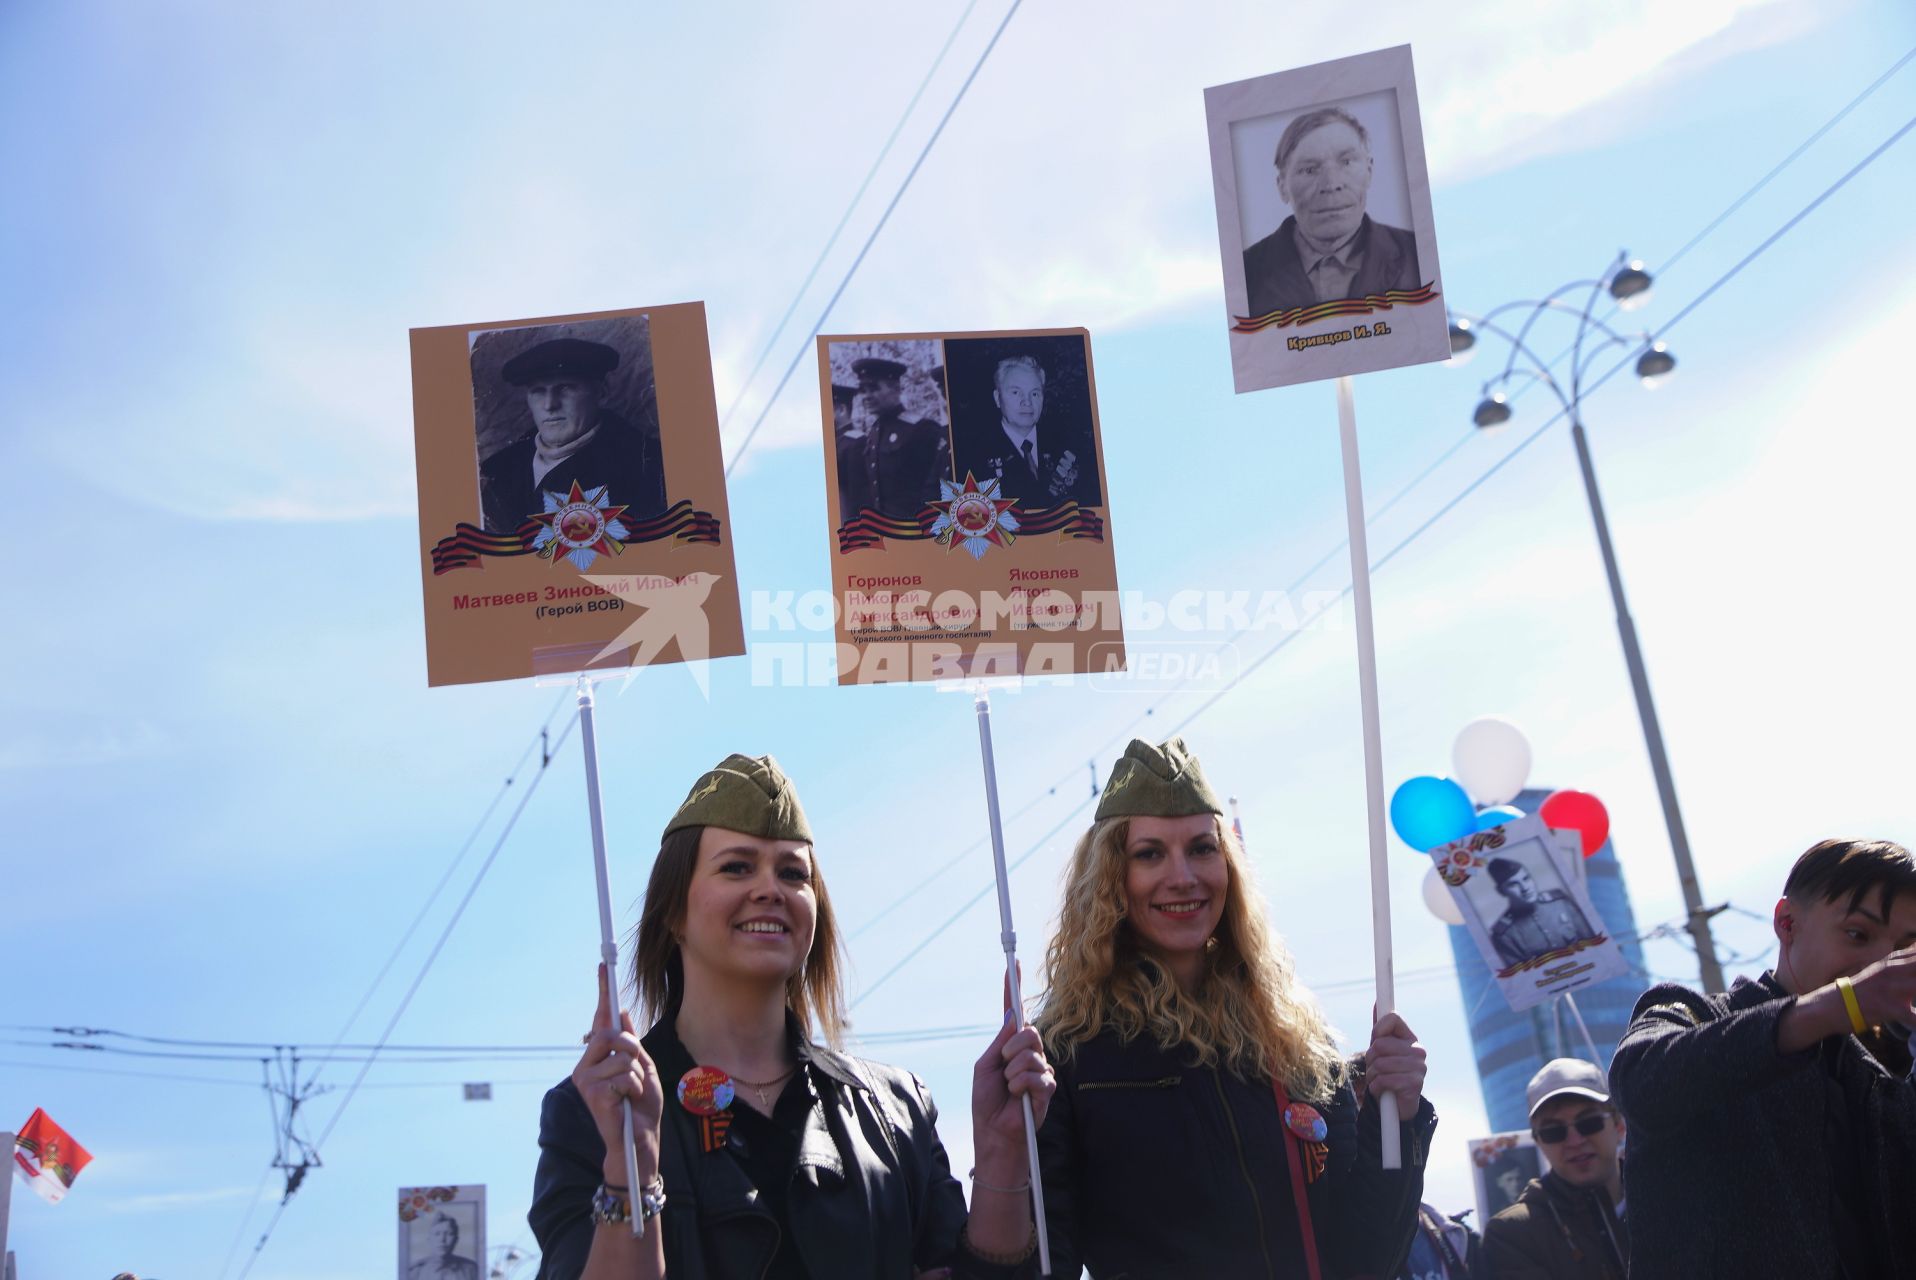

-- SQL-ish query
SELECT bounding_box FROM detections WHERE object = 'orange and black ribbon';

[1496,933,1613,979]
[429,500,722,575]
[698,1111,733,1154]
[836,501,1105,554]
[1231,282,1440,334]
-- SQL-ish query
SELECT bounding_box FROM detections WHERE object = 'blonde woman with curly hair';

[1033,738,1436,1280]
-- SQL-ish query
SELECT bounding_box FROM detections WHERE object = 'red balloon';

[1540,789,1610,857]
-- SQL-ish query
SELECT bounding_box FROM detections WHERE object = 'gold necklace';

[729,1065,798,1110]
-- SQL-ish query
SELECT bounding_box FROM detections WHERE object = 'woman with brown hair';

[529,754,1054,1279]
[1035,738,1436,1279]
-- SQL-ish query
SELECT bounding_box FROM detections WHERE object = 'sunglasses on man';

[1533,1111,1612,1145]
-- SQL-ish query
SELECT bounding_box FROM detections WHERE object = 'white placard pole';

[1334,375,1401,1168]
[973,691,1052,1275]
[0,1131,13,1269]
[1562,991,1603,1067]
[576,676,646,1237]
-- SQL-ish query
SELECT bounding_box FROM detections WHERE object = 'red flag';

[13,1108,92,1204]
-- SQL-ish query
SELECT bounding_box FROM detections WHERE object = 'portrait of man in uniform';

[471,319,669,535]
[831,382,870,525]
[1240,104,1422,320]
[1476,1144,1543,1221]
[848,353,950,521]
[1485,854,1596,968]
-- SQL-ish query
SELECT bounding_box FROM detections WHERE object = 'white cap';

[1525,1057,1610,1120]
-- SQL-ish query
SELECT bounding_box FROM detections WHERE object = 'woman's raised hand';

[572,963,664,1165]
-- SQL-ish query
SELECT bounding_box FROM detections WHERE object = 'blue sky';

[3,1,1914,1275]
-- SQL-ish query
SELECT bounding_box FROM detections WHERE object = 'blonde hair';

[1037,815,1344,1102]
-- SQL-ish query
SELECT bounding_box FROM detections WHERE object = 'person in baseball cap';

[1482,1057,1629,1279]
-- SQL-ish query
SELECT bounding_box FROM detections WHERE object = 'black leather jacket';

[530,1014,1034,1279]
[1037,1027,1435,1279]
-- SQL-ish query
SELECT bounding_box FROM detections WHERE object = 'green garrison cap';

[664,754,814,842]
[1095,737,1224,821]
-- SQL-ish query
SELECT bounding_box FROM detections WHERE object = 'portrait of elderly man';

[852,356,950,520]
[406,1212,480,1280]
[1487,855,1596,968]
[952,353,1099,507]
[1241,105,1422,319]
[478,336,668,534]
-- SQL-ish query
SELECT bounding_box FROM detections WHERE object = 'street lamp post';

[1450,252,1728,993]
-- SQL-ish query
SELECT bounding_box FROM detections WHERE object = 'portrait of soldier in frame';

[826,339,952,525]
[469,315,668,534]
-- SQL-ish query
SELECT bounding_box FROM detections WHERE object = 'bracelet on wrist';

[968,1166,1031,1195]
[1835,975,1869,1035]
[961,1221,1037,1266]
[591,1177,666,1232]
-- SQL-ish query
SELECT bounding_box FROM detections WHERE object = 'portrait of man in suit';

[1240,105,1422,319]
[946,337,1102,509]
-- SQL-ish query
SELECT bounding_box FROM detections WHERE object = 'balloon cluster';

[1387,717,1611,926]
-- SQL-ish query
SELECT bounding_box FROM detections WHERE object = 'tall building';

[1445,787,1652,1133]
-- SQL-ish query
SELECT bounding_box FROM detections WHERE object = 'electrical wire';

[723,0,1025,475]
[840,72,1916,953]
[229,713,579,1274]
[716,0,984,441]
[310,689,572,1085]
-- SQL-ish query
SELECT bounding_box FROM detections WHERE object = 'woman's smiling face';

[678,826,818,987]
[1122,813,1229,965]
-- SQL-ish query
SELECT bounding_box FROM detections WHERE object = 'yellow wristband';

[1835,976,1868,1035]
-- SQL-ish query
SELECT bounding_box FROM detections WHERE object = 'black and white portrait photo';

[1438,813,1628,1011]
[1234,94,1420,321]
[396,1185,485,1280]
[469,314,669,534]
[1204,46,1450,392]
[1484,851,1596,968]
[944,334,1102,509]
[1472,1139,1543,1224]
[1456,829,1599,970]
[826,339,951,524]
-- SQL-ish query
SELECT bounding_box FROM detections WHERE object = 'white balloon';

[1422,865,1466,926]
[1452,716,1533,807]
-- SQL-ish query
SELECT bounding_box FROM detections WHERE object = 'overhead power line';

[723,0,1026,475]
[843,104,1916,1009]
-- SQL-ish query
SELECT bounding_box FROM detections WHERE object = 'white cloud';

[21,0,1822,517]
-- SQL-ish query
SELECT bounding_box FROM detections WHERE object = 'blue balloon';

[1476,805,1526,832]
[1389,776,1478,852]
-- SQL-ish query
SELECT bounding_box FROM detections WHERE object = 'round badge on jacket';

[677,1066,735,1116]
[1283,1102,1328,1144]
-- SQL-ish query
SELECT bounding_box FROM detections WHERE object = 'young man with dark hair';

[1611,838,1916,1278]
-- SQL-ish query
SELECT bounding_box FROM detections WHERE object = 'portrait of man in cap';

[471,318,669,534]
[1485,852,1595,968]
[946,336,1101,508]
[847,352,950,522]
[1238,102,1421,320]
